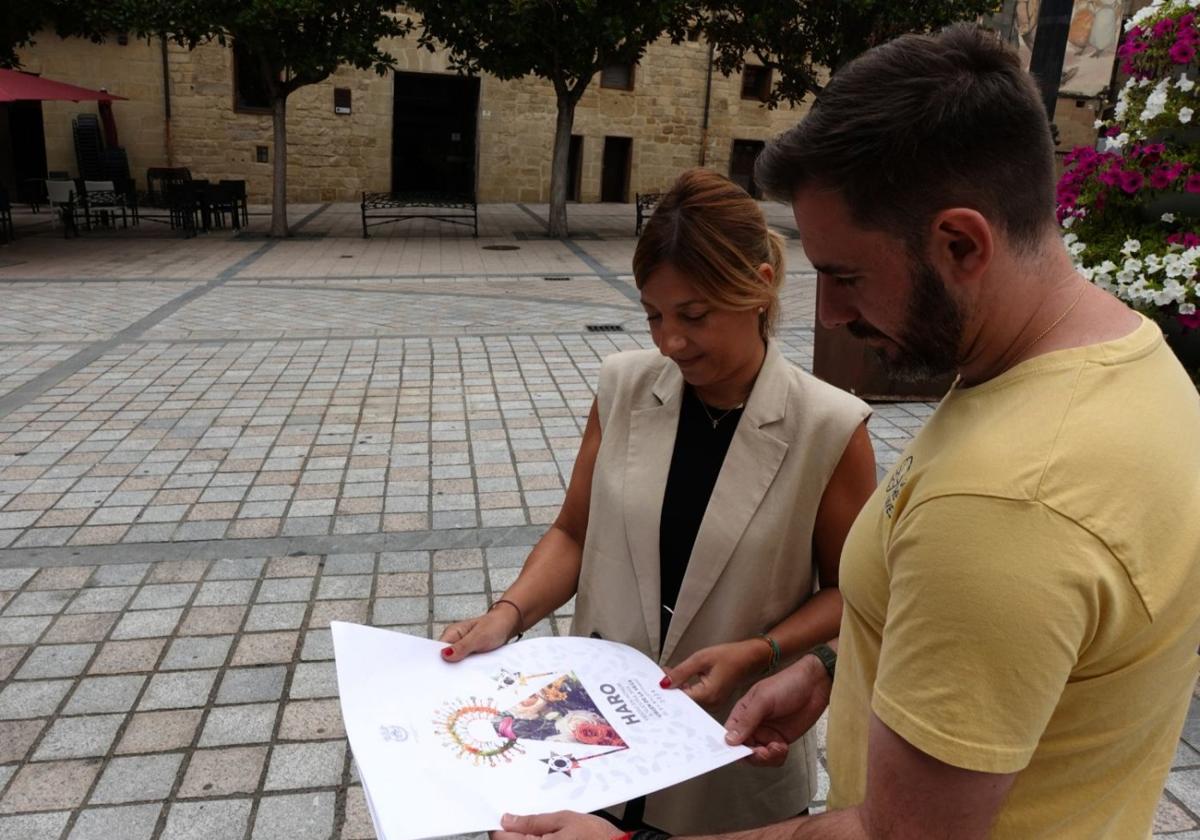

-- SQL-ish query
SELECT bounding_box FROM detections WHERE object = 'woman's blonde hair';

[633,168,785,338]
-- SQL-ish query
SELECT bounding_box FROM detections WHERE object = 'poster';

[993,0,1127,97]
[331,622,750,840]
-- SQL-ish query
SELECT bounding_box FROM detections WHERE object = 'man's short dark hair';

[756,24,1056,251]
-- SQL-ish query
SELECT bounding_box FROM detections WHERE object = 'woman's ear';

[756,262,775,287]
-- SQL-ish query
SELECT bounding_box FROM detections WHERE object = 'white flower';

[1180,107,1194,124]
[1069,241,1087,257]
[1122,238,1142,256]
[1062,215,1076,229]
[1181,303,1197,315]
[1178,74,1196,93]
[1093,119,1104,129]
[1162,212,1177,223]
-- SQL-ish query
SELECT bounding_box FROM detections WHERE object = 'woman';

[440,168,875,833]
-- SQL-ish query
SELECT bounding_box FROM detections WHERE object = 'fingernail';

[659,676,671,688]
[441,647,453,657]
[724,731,737,743]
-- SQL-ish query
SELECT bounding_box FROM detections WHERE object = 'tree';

[1,1,132,68]
[149,1,412,237]
[698,0,1003,107]
[408,0,693,238]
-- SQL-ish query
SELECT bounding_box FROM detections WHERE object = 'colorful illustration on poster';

[433,672,630,774]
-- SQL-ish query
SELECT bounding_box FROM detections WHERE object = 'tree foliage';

[698,0,1004,107]
[409,0,693,236]
[146,0,413,236]
[1,1,132,68]
[148,0,411,98]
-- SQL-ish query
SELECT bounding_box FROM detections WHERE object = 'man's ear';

[926,208,993,287]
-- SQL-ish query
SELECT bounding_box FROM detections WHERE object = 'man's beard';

[847,258,964,382]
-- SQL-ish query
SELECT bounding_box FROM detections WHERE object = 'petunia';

[1120,170,1145,194]
[1170,41,1197,63]
[1187,174,1200,193]
[1180,107,1195,123]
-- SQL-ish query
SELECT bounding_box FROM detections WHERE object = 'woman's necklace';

[694,390,743,429]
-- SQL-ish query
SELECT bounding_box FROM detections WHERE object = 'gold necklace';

[695,391,743,429]
[1014,280,1087,362]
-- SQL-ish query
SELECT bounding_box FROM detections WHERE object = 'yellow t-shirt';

[827,316,1200,839]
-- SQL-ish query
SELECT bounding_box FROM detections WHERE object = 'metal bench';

[635,191,663,235]
[361,191,478,238]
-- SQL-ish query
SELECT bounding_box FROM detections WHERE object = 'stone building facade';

[11,32,813,204]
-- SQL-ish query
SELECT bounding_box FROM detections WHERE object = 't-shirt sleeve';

[871,495,1110,774]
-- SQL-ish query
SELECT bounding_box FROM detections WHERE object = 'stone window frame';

[740,65,772,102]
[600,61,636,92]
[232,41,275,115]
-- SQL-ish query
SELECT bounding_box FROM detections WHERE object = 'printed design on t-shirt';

[883,456,913,519]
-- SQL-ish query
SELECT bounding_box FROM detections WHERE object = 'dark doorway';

[392,71,480,196]
[566,134,583,202]
[729,139,765,199]
[600,136,631,203]
[2,102,48,205]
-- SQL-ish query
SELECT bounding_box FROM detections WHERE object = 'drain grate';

[482,244,521,251]
[544,276,570,282]
[586,324,624,333]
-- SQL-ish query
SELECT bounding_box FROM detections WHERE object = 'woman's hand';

[438,605,520,663]
[660,639,769,708]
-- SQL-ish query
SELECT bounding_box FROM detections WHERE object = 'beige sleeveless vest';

[571,342,871,834]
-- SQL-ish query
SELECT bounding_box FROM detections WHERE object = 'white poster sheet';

[331,622,751,840]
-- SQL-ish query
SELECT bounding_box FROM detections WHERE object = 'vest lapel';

[660,343,791,664]
[623,360,682,661]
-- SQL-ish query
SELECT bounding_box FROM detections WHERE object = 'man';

[495,23,1200,840]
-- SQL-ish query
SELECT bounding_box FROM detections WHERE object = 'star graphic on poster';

[540,751,581,777]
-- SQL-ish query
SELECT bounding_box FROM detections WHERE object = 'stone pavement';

[0,203,1196,840]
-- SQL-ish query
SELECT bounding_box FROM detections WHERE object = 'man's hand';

[723,653,832,767]
[661,639,768,708]
[438,607,518,662]
[492,811,618,840]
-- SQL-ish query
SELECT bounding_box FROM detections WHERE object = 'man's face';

[792,188,964,381]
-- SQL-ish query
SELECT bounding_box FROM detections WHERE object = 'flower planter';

[1161,316,1200,375]
[1139,190,1200,220]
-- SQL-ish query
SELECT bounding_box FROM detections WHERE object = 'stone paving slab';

[0,204,1194,839]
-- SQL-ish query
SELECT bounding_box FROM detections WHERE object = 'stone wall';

[16,31,813,205]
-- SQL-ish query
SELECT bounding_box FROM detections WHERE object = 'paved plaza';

[0,203,1196,839]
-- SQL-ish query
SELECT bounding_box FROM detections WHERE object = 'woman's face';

[639,262,766,392]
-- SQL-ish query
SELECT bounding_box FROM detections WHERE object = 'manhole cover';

[586,324,624,333]
[544,276,570,282]
[482,244,520,251]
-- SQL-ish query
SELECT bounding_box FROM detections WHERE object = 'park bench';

[361,191,478,238]
[635,191,663,235]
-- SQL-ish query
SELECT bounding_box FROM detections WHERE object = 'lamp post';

[1028,0,1075,121]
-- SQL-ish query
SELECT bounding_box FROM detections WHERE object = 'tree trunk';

[270,94,289,237]
[547,93,577,238]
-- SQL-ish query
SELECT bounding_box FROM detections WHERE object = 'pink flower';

[1153,19,1176,39]
[1119,171,1145,194]
[1170,41,1197,63]
[1151,167,1174,189]
[1187,174,1200,194]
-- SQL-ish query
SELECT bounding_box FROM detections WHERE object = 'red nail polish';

[659,676,671,688]
[442,647,454,657]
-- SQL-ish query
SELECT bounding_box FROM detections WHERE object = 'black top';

[658,385,745,647]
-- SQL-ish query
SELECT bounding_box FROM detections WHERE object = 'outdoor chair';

[0,187,14,243]
[219,180,249,226]
[81,179,129,230]
[45,179,79,238]
[202,182,241,230]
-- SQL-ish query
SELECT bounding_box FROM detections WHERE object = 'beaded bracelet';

[757,633,782,674]
[490,598,525,642]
